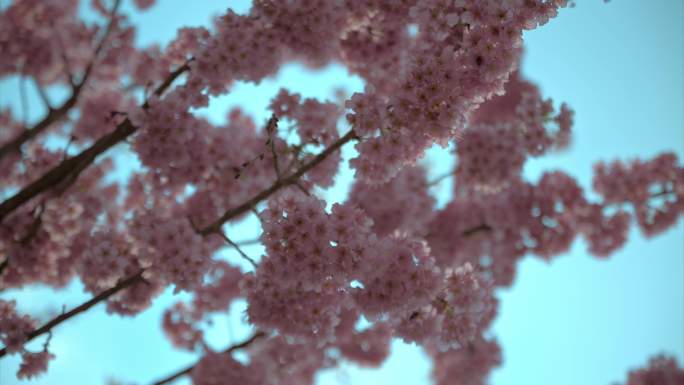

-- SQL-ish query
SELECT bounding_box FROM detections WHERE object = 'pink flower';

[18,350,55,380]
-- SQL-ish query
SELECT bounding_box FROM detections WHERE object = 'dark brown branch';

[0,271,143,358]
[0,119,136,221]
[234,237,261,246]
[150,331,266,385]
[462,223,492,237]
[0,96,79,161]
[0,62,191,222]
[200,129,358,235]
[149,61,192,101]
[0,0,123,162]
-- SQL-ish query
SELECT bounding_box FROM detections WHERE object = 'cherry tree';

[0,0,682,384]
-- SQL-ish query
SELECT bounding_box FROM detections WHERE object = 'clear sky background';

[0,1,682,385]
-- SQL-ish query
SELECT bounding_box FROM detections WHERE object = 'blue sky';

[1,1,682,385]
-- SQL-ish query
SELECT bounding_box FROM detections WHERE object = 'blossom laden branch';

[0,61,191,222]
[199,129,359,236]
[0,0,123,162]
[1,127,356,358]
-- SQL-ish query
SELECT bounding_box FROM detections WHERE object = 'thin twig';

[19,76,28,126]
[34,79,53,110]
[75,0,123,89]
[293,181,311,196]
[284,144,304,173]
[234,237,262,247]
[650,189,675,199]
[187,216,258,268]
[218,231,258,268]
[149,331,266,385]
[427,169,455,187]
[62,135,76,161]
[266,114,281,180]
[42,331,53,352]
[53,26,75,86]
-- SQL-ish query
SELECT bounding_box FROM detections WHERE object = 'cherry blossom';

[0,1,681,383]
[615,354,684,385]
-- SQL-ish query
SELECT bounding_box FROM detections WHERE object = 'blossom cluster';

[243,192,495,358]
[593,153,684,237]
[616,355,684,385]
[426,172,634,287]
[347,0,569,183]
[349,165,435,237]
[244,193,375,343]
[0,300,54,379]
[191,350,264,385]
[1,157,120,289]
[0,0,88,82]
[429,338,502,385]
[129,209,211,292]
[163,261,243,351]
[456,71,573,189]
[394,263,497,351]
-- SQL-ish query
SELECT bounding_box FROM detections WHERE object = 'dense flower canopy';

[0,0,682,384]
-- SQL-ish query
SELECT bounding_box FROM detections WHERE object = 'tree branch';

[149,331,266,385]
[650,189,675,199]
[0,271,143,358]
[427,169,455,187]
[234,237,262,247]
[199,129,358,235]
[0,0,123,162]
[34,79,52,110]
[78,0,123,88]
[0,61,191,222]
[218,231,258,268]
[0,126,354,358]
[462,223,492,237]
